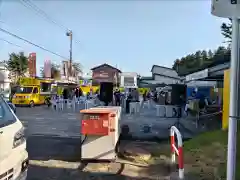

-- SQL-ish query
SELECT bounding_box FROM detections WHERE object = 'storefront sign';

[120,72,138,88]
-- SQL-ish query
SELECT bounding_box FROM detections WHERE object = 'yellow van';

[12,78,54,107]
[80,86,99,95]
[0,96,28,179]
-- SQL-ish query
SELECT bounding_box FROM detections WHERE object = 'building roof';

[91,63,121,73]
[151,65,174,72]
[140,76,154,80]
[153,73,180,80]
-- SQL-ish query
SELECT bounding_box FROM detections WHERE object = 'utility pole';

[227,18,239,180]
[211,2,240,178]
[66,30,73,79]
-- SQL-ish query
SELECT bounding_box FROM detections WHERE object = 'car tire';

[30,101,34,108]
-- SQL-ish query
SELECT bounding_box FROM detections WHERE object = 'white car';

[0,96,28,180]
[7,101,16,113]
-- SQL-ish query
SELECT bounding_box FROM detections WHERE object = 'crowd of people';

[52,86,214,116]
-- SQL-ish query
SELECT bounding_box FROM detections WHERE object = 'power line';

[19,0,69,31]
[19,0,81,44]
[0,38,22,48]
[0,27,68,59]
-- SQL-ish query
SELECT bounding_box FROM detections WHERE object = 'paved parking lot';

[17,105,82,138]
[15,104,197,179]
[16,105,145,180]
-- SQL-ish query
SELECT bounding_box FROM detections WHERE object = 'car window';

[0,96,16,128]
[33,88,38,94]
[16,87,33,94]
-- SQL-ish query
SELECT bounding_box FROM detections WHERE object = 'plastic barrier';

[156,105,166,117]
[170,126,184,179]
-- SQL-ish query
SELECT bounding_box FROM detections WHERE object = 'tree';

[171,20,233,76]
[221,19,232,42]
[207,50,214,59]
[172,47,230,76]
[172,59,181,72]
[4,52,28,83]
[201,50,209,65]
[40,63,61,79]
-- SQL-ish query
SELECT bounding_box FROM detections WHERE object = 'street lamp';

[66,30,73,78]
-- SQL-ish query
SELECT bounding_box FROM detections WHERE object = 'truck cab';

[0,96,28,179]
[12,78,54,107]
[12,85,44,107]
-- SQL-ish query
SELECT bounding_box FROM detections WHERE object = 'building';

[151,65,180,84]
[0,63,11,99]
[139,65,181,87]
[91,63,121,86]
[60,60,79,83]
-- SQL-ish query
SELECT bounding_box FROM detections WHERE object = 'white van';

[0,96,28,180]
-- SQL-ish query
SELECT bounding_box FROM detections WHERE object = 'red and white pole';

[170,126,184,179]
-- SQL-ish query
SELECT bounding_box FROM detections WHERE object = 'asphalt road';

[16,105,140,180]
[16,105,82,138]
[15,104,196,180]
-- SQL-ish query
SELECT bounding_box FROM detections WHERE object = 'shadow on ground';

[27,135,178,179]
[27,135,82,162]
[27,164,164,180]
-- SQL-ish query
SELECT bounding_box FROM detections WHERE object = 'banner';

[44,60,51,78]
[28,53,36,77]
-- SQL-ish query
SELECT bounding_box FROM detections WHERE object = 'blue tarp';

[187,87,211,99]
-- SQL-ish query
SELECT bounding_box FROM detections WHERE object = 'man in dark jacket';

[114,89,121,106]
[62,88,68,101]
[75,88,79,98]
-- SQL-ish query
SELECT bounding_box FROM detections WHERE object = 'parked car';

[0,95,28,180]
[7,101,16,113]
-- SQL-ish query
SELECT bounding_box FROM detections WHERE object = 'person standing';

[74,88,78,101]
[143,90,147,101]
[126,89,132,113]
[75,88,79,98]
[62,88,68,101]
[114,88,121,106]
[132,88,139,102]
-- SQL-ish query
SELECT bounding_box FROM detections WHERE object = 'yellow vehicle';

[80,85,99,95]
[12,77,54,107]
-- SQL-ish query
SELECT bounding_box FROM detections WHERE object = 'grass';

[181,128,240,180]
[146,128,240,179]
[183,130,228,180]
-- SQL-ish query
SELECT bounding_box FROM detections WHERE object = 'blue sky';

[0,0,226,76]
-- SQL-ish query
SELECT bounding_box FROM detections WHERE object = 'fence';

[170,126,184,179]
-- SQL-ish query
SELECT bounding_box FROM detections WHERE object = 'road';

[16,104,195,180]
[17,105,81,137]
[16,105,147,180]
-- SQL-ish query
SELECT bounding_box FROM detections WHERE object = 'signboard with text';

[120,72,138,88]
[211,0,240,18]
